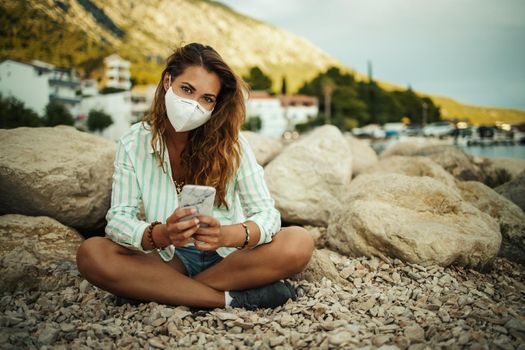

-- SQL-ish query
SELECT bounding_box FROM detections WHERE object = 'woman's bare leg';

[76,237,225,308]
[194,226,314,291]
[76,226,314,308]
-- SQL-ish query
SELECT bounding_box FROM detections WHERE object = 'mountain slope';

[1,0,524,124]
[1,0,346,88]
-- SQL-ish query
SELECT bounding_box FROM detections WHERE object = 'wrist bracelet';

[237,222,250,250]
[146,221,162,249]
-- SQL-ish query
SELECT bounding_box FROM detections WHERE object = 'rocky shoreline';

[1,251,524,349]
[1,125,525,348]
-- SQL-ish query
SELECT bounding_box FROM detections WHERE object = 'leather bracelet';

[146,221,162,249]
[237,222,250,250]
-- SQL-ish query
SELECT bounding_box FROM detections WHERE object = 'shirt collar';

[148,135,162,154]
[148,135,170,165]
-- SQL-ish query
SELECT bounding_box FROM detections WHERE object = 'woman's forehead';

[174,66,221,96]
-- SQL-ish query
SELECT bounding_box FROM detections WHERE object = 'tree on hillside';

[299,66,441,129]
[100,87,126,94]
[44,101,74,126]
[281,76,287,95]
[331,86,369,126]
[87,109,113,132]
[243,67,273,91]
[358,80,404,124]
[299,67,368,126]
[321,77,335,125]
[241,116,262,132]
[0,94,43,128]
[391,88,441,125]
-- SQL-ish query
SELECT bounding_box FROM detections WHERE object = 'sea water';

[371,139,525,160]
[457,144,525,160]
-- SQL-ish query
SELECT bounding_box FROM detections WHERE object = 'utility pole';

[422,101,428,128]
[367,60,375,123]
[321,77,334,125]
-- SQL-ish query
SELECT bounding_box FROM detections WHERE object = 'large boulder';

[479,157,525,188]
[303,225,328,248]
[241,131,283,166]
[381,141,489,184]
[0,126,115,231]
[292,249,349,287]
[0,214,84,293]
[495,170,525,212]
[265,125,352,226]
[379,137,449,159]
[345,135,378,177]
[360,155,458,189]
[381,140,523,189]
[411,145,487,183]
[482,156,525,180]
[457,181,525,265]
[326,173,501,269]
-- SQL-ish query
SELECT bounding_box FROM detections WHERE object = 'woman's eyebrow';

[181,82,196,91]
[182,82,216,98]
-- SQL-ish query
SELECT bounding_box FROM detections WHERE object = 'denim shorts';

[173,245,223,277]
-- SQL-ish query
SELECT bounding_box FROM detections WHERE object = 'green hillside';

[1,0,523,125]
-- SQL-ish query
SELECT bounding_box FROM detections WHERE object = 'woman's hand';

[164,207,200,247]
[193,215,223,251]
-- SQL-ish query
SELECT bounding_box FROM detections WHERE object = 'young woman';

[76,43,315,310]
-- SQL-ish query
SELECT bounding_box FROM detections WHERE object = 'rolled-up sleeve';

[105,139,151,253]
[235,134,281,246]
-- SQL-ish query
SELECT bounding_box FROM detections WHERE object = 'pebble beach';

[1,252,524,349]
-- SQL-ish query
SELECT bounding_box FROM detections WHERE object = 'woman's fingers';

[167,221,200,245]
[167,207,196,223]
[166,217,198,235]
[163,211,221,248]
[195,215,220,227]
[194,233,219,244]
[192,225,216,236]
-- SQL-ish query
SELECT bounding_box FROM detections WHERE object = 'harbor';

[351,121,525,159]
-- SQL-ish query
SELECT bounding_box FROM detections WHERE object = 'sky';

[221,0,525,111]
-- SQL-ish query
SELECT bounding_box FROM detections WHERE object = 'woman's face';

[164,65,221,112]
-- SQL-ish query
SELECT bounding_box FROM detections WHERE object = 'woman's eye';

[204,97,214,104]
[181,86,191,94]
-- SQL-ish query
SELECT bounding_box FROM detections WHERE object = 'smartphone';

[178,185,216,228]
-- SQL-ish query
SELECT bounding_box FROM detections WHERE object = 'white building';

[103,54,131,90]
[246,91,286,138]
[246,91,319,138]
[131,84,157,123]
[78,91,133,141]
[0,59,81,116]
[80,79,99,97]
[280,94,319,126]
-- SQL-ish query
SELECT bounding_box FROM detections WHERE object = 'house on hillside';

[246,91,319,138]
[0,59,81,116]
[102,54,131,91]
[280,94,319,127]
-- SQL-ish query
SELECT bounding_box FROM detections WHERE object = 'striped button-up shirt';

[105,121,281,261]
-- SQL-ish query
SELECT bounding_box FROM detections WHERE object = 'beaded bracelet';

[236,222,250,250]
[146,221,162,249]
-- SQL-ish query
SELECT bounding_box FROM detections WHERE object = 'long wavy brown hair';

[142,43,246,209]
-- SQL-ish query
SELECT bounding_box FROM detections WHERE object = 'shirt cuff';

[249,217,274,246]
[132,220,154,253]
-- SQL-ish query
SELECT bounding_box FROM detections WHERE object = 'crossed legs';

[76,226,314,308]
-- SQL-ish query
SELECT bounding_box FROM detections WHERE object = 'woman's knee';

[276,226,315,275]
[76,237,120,284]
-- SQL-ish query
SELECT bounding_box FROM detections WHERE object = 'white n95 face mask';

[164,78,214,132]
